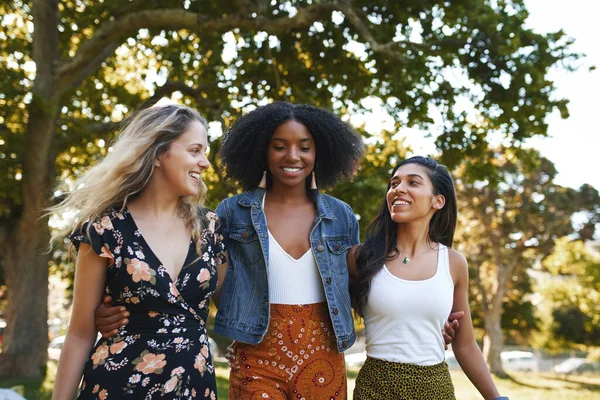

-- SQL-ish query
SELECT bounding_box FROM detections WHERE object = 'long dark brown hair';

[351,156,457,317]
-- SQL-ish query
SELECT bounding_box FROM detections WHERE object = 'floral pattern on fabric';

[70,208,225,399]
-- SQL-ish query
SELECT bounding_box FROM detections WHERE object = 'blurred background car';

[47,335,66,361]
[501,350,537,372]
[553,358,600,375]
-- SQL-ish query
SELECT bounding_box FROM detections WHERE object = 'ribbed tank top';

[363,244,454,365]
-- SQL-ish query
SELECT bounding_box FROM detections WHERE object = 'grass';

[448,370,600,400]
[2,362,600,399]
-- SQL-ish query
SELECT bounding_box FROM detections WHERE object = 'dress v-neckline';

[125,207,193,286]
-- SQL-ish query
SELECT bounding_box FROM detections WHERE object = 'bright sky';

[522,0,600,190]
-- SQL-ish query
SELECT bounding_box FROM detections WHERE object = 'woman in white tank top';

[348,156,508,400]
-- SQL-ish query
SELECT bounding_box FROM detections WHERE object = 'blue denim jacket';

[214,188,359,352]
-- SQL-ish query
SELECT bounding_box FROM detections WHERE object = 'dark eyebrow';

[271,137,313,143]
[390,173,424,182]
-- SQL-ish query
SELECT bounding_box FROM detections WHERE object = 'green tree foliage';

[533,238,600,350]
[0,0,580,377]
[454,147,599,374]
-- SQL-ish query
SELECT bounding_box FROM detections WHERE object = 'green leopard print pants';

[353,356,456,399]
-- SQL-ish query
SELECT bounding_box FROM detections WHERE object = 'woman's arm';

[52,243,108,400]
[449,249,501,400]
[211,252,229,309]
[346,244,360,283]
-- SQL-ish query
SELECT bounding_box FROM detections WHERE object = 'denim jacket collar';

[238,188,336,220]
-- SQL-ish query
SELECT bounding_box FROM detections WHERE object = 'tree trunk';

[0,103,57,377]
[0,0,59,378]
[0,213,52,378]
[482,265,509,378]
[483,304,508,378]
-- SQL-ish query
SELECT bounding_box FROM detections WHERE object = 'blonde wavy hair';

[49,104,209,256]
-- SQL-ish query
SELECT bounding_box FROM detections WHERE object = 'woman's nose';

[286,148,300,161]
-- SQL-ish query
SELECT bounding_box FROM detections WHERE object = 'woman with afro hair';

[92,103,460,399]
[214,102,364,399]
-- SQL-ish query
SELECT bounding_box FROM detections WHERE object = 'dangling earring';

[258,170,267,189]
[310,171,317,190]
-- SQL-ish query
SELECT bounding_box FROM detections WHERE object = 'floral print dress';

[70,207,225,400]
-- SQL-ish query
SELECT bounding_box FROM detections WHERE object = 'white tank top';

[266,231,326,304]
[262,193,326,304]
[363,244,454,365]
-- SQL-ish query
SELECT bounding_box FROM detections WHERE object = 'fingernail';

[122,319,128,325]
[120,307,126,311]
[113,329,118,334]
[123,312,130,317]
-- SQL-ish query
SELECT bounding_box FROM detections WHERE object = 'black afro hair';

[220,102,364,191]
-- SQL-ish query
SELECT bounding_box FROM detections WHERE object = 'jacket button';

[333,308,338,315]
[326,277,332,284]
[241,231,249,239]
[316,244,325,252]
[342,341,348,347]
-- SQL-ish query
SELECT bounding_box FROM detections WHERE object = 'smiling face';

[266,120,316,190]
[155,120,210,197]
[386,163,445,224]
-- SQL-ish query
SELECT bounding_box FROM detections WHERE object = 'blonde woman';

[51,105,227,400]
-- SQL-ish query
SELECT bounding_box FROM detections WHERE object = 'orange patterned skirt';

[229,303,347,400]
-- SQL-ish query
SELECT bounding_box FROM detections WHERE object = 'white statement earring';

[258,171,267,189]
[310,171,317,190]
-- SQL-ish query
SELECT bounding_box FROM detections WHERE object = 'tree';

[0,0,578,377]
[533,238,600,350]
[454,147,599,376]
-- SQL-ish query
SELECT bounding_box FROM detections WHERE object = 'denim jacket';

[214,188,359,352]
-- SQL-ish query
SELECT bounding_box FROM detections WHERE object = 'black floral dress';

[70,207,225,400]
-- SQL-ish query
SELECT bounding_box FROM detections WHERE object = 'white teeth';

[393,200,409,206]
[189,172,200,181]
[283,167,301,173]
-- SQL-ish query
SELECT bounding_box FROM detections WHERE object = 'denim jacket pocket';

[228,225,262,264]
[325,236,352,256]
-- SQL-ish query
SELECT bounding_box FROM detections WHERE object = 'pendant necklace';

[398,250,411,264]
[397,245,436,265]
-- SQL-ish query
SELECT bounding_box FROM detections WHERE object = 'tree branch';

[60,43,121,92]
[335,4,408,63]
[143,80,220,107]
[56,4,340,90]
[56,2,461,95]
